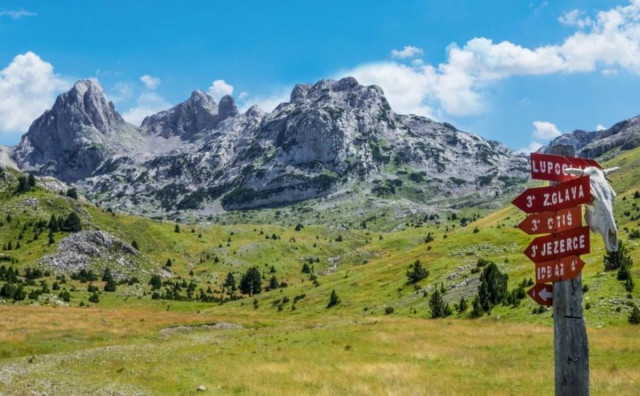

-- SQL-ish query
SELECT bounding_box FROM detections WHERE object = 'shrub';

[384,306,395,315]
[88,292,99,303]
[104,278,117,292]
[131,240,139,250]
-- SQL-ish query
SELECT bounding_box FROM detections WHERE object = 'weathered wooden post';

[549,144,589,396]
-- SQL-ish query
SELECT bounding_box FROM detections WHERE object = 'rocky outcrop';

[545,115,640,158]
[0,146,16,170]
[13,80,142,182]
[37,231,141,280]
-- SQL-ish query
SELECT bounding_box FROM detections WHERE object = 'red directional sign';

[530,152,601,182]
[528,283,553,306]
[535,255,586,284]
[512,176,591,214]
[518,206,583,235]
[524,226,590,263]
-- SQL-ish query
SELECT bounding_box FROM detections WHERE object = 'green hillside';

[0,146,639,395]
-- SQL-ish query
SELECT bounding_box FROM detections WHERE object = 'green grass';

[0,145,640,394]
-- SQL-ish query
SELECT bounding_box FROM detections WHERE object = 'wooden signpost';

[514,147,591,396]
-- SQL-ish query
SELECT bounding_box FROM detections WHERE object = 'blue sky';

[1,0,640,152]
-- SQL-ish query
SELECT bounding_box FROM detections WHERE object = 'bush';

[384,306,395,315]
[149,274,162,290]
[88,291,99,303]
[104,278,117,292]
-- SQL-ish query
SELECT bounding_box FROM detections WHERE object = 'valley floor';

[1,303,640,396]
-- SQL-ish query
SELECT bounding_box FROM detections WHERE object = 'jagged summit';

[141,89,219,138]
[545,114,640,158]
[13,79,140,182]
[11,76,529,215]
[141,91,241,138]
[218,95,238,120]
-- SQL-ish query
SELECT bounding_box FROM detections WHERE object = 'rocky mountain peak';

[141,90,218,138]
[13,79,138,182]
[218,95,239,120]
[51,79,126,134]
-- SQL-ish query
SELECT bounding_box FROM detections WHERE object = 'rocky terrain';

[544,114,640,159]
[37,230,146,280]
[9,77,532,217]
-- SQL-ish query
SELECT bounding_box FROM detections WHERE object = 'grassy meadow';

[0,146,640,394]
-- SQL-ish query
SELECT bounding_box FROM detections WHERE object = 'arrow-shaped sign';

[528,283,553,306]
[535,255,585,284]
[530,152,601,182]
[524,226,590,263]
[512,176,591,214]
[518,206,583,235]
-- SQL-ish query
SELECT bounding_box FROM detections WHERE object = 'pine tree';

[269,276,279,289]
[406,259,429,283]
[604,241,632,271]
[131,240,139,250]
[327,289,340,308]
[429,289,446,318]
[458,296,468,313]
[66,188,78,199]
[223,272,236,292]
[477,262,508,313]
[174,224,180,233]
[27,173,36,188]
[240,267,262,295]
[63,212,82,232]
[629,305,640,325]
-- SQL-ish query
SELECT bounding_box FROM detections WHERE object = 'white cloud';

[122,92,171,126]
[0,9,36,18]
[390,46,424,59]
[335,1,640,117]
[341,62,437,117]
[208,79,234,101]
[0,52,68,134]
[105,82,133,104]
[559,9,592,28]
[140,75,160,90]
[519,141,544,154]
[596,124,606,131]
[532,121,562,139]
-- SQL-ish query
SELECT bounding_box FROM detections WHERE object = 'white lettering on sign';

[531,159,588,177]
[546,211,573,232]
[539,235,586,258]
[542,185,585,207]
